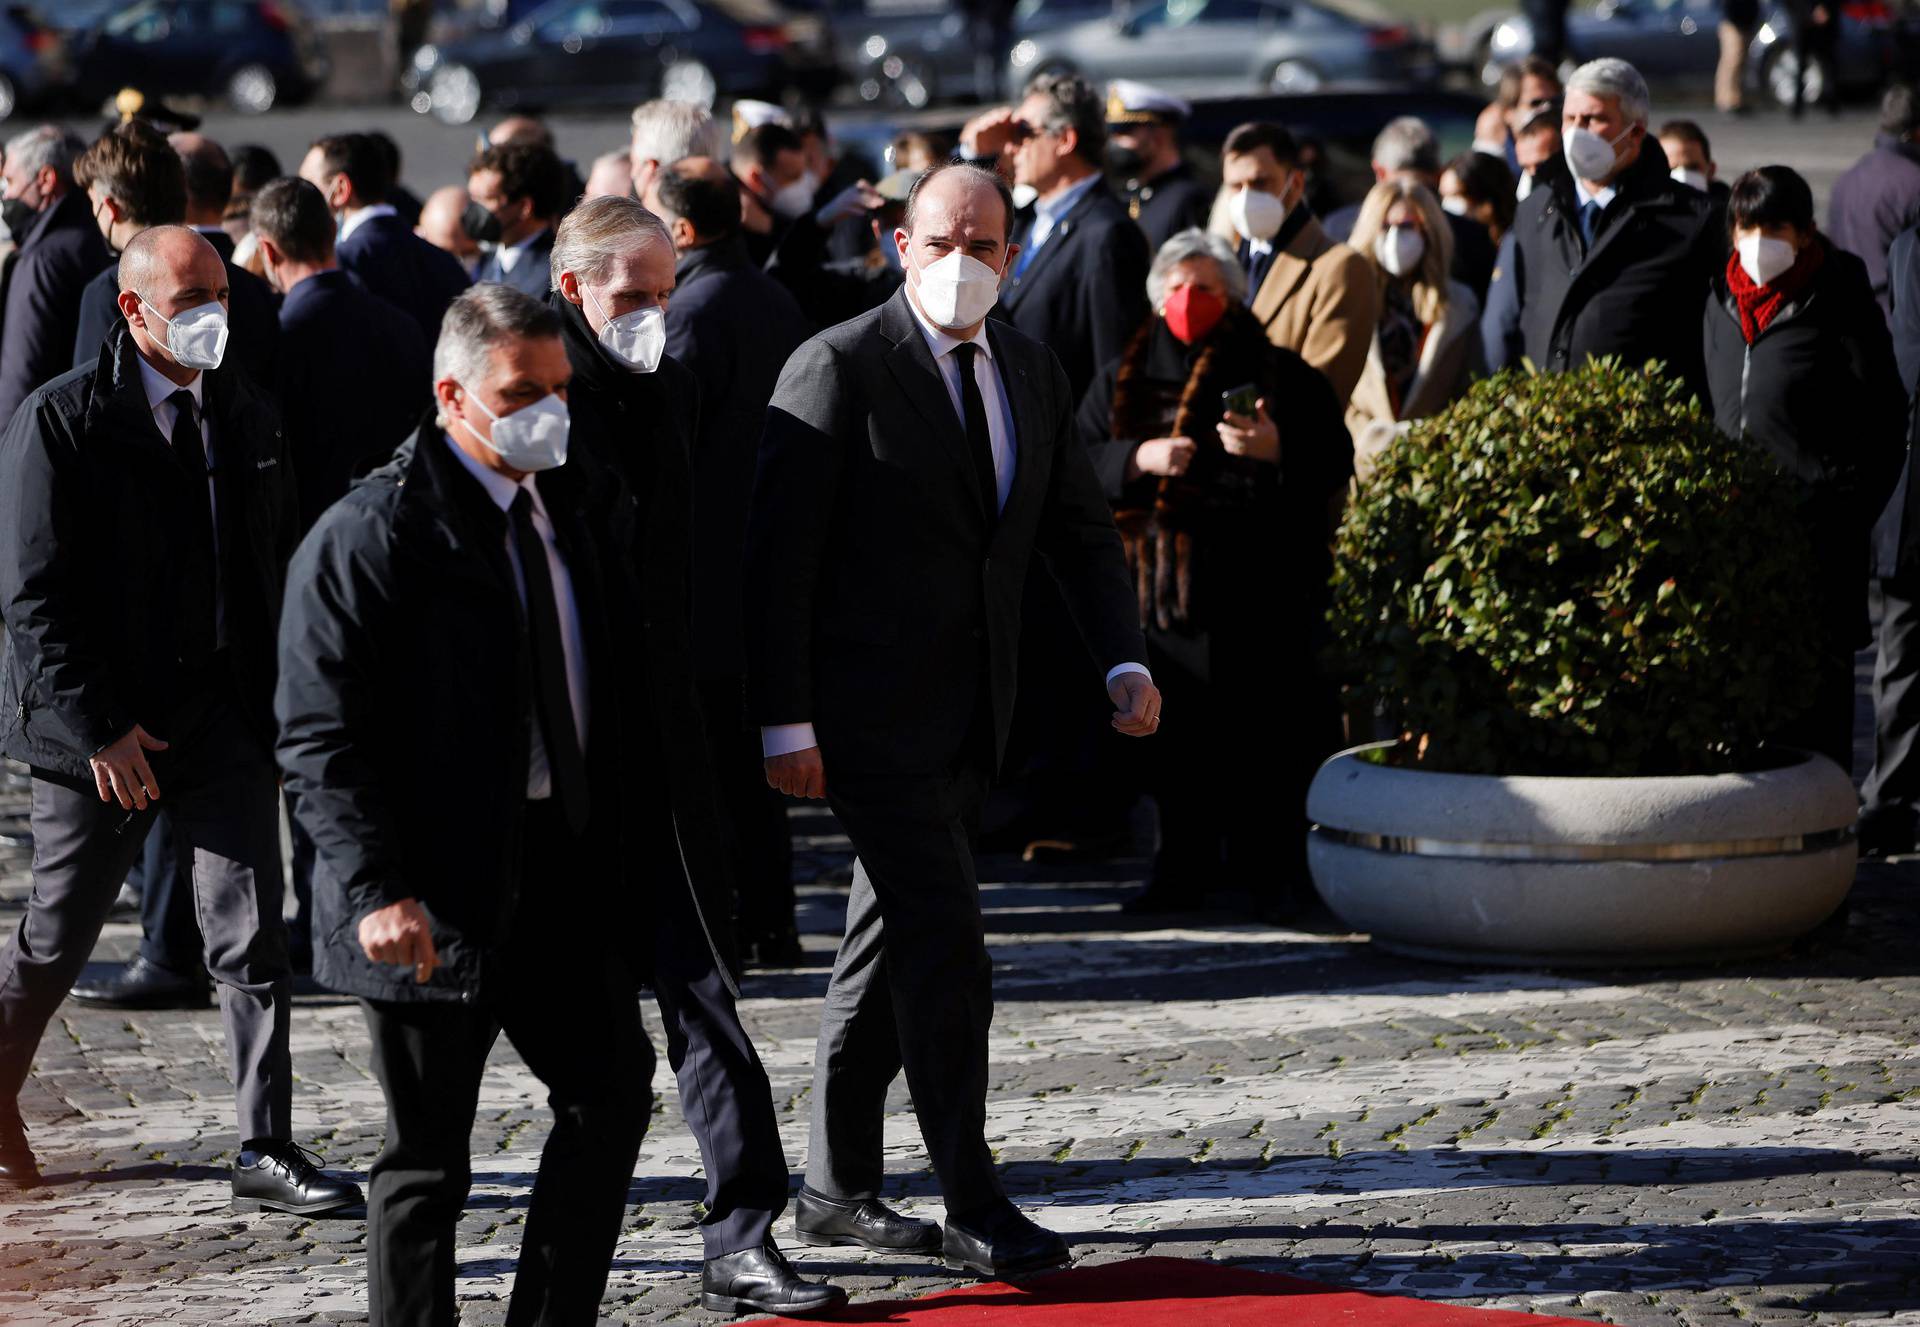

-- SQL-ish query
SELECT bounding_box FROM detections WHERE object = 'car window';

[1131,0,1275,30]
[603,0,688,36]
[210,0,254,32]
[103,0,172,40]
[536,0,611,38]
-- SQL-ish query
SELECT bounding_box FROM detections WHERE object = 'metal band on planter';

[1310,825,1858,864]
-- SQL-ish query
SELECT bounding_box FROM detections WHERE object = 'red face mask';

[1163,283,1226,344]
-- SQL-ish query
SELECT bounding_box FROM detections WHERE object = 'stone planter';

[1305,743,1858,966]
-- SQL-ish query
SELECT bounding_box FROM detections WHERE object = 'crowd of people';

[0,49,1909,1324]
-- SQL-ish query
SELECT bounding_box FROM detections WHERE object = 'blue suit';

[474,227,556,300]
[336,213,469,340]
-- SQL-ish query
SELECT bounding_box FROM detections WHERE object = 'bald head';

[903,163,1014,245]
[168,130,234,227]
[490,115,554,149]
[417,184,478,262]
[118,224,223,297]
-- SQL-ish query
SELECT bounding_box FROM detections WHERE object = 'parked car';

[829,0,1112,108]
[407,0,837,124]
[1463,0,1902,107]
[68,0,329,113]
[0,6,73,121]
[1006,0,1438,99]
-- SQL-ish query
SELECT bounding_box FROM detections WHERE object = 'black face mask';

[1105,142,1146,177]
[0,195,35,242]
[462,199,503,246]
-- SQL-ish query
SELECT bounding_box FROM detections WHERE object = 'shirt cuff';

[761,722,818,758]
[1105,663,1151,685]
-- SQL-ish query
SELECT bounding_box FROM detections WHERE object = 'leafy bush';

[1329,360,1820,776]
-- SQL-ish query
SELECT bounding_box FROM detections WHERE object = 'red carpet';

[732,1256,1591,1325]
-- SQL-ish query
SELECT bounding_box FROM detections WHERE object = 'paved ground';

[0,654,1916,1325]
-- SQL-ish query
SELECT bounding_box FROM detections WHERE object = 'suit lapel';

[879,294,985,522]
[1250,245,1312,329]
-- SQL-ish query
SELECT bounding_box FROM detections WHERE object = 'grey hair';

[1146,228,1246,309]
[629,99,726,167]
[1567,57,1651,126]
[548,194,672,293]
[1021,70,1107,168]
[1372,116,1440,176]
[4,124,84,189]
[432,284,563,411]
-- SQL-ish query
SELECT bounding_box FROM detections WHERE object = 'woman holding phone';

[1076,228,1353,920]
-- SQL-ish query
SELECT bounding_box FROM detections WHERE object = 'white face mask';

[1440,194,1472,218]
[911,247,1004,330]
[1737,233,1797,287]
[583,286,665,374]
[1671,167,1709,193]
[141,298,229,371]
[770,169,821,220]
[1009,183,1039,211]
[1375,225,1426,279]
[1229,187,1287,243]
[1564,124,1630,183]
[1515,170,1535,202]
[458,385,571,472]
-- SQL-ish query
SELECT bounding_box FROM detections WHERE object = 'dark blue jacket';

[70,240,281,386]
[1480,229,1523,372]
[473,226,555,300]
[664,234,812,678]
[0,189,111,425]
[276,268,433,531]
[336,212,470,340]
[1829,137,1920,319]
[1873,223,1920,579]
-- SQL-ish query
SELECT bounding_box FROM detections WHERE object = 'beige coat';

[1241,215,1379,408]
[1346,279,1482,483]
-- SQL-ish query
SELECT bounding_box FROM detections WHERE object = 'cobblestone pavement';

[0,749,1916,1325]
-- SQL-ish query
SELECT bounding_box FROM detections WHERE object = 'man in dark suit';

[468,141,566,299]
[278,286,649,1324]
[69,124,280,385]
[0,227,360,1213]
[299,132,470,340]
[0,126,108,423]
[1510,59,1720,398]
[645,156,815,968]
[545,196,845,1317]
[747,163,1161,1276]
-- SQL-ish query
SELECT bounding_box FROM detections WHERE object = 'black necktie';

[508,489,589,835]
[167,389,217,658]
[951,343,1000,520]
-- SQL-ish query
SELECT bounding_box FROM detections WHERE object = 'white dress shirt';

[759,294,1149,759]
[444,435,590,798]
[338,202,397,244]
[138,356,225,646]
[1573,178,1619,212]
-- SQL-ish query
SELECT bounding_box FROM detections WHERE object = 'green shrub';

[1329,360,1821,776]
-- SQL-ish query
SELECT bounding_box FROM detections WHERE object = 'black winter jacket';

[1513,142,1722,398]
[0,322,295,782]
[1703,238,1907,647]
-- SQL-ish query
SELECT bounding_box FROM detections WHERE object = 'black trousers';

[134,808,205,976]
[695,675,794,949]
[806,755,1001,1221]
[360,805,653,1327]
[1865,577,1920,836]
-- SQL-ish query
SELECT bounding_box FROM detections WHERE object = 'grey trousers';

[1865,577,1920,837]
[0,694,291,1144]
[806,760,1002,1221]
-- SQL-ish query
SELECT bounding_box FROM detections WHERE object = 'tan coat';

[1244,215,1378,407]
[1347,279,1482,483]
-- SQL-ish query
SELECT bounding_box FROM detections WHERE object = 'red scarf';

[1726,238,1825,344]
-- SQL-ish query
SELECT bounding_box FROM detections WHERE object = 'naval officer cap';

[731,99,790,142]
[1106,79,1191,127]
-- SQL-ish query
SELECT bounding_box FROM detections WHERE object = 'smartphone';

[1222,384,1259,418]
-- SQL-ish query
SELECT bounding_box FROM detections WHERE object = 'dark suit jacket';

[1872,222,1920,580]
[276,269,432,531]
[994,178,1150,403]
[1127,161,1212,255]
[337,212,471,340]
[665,235,812,678]
[0,189,111,424]
[71,250,281,385]
[474,226,556,300]
[746,288,1146,777]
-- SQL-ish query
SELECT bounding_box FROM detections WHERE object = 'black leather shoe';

[794,1185,942,1253]
[70,956,210,1010]
[232,1142,362,1215]
[0,1108,40,1190]
[700,1241,847,1317]
[943,1206,1070,1279]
